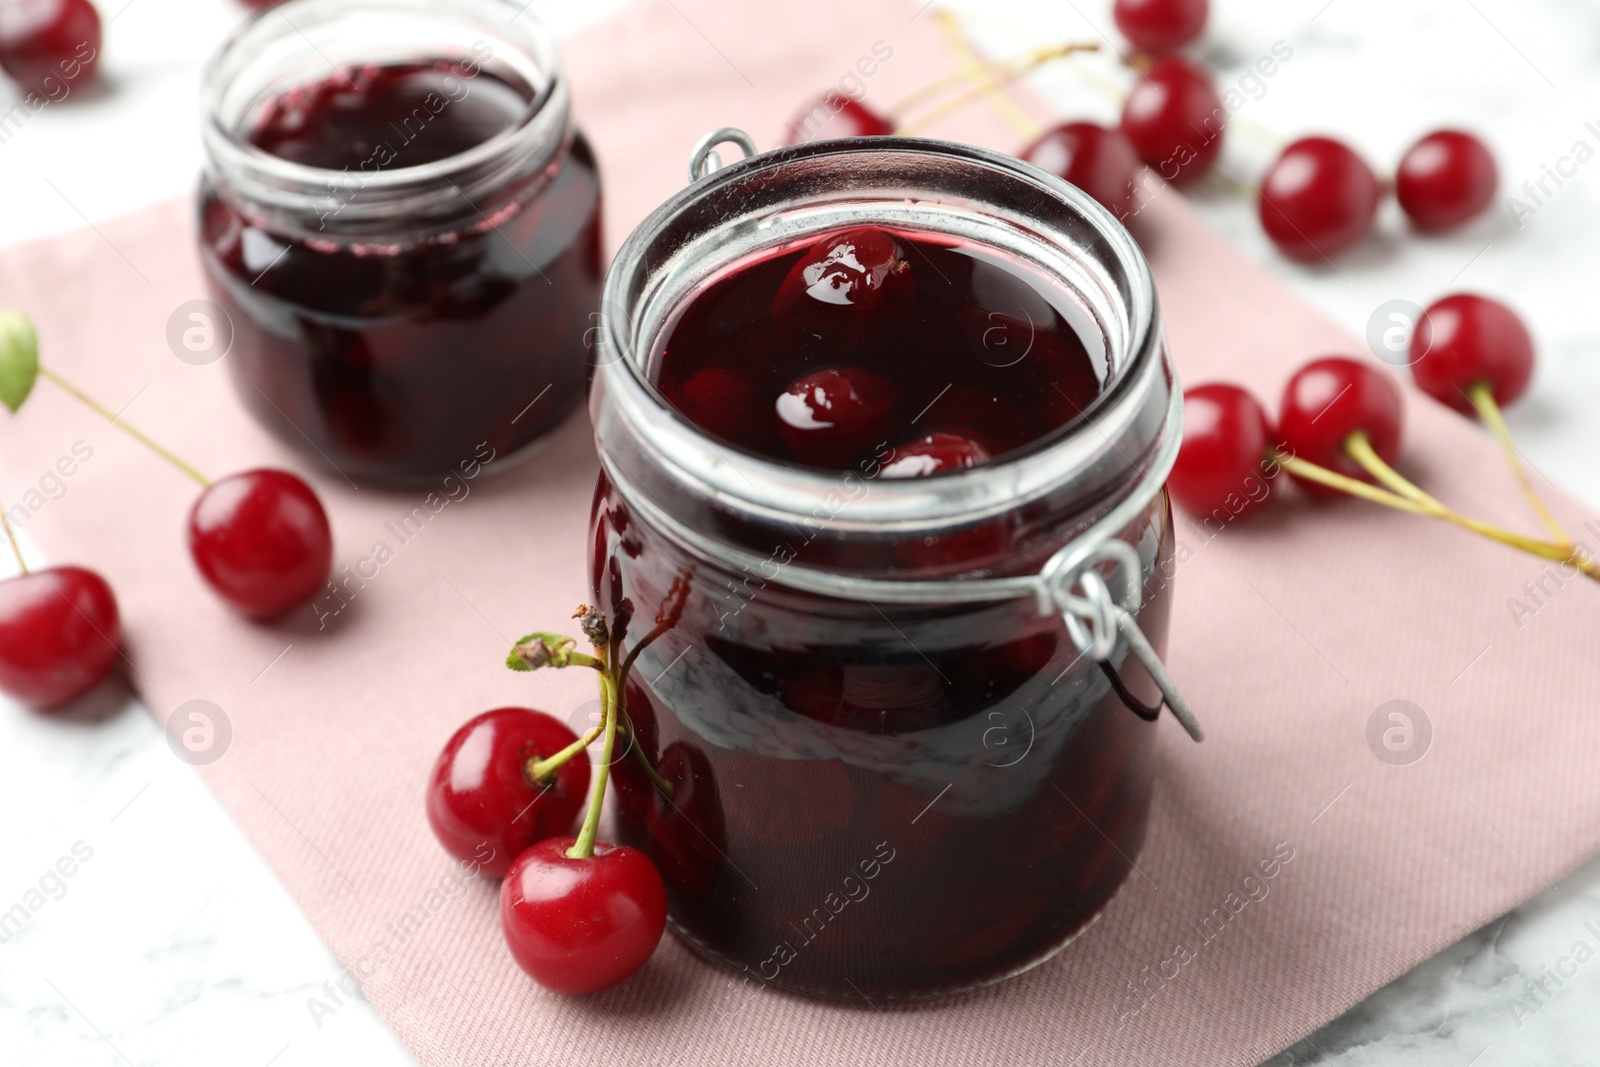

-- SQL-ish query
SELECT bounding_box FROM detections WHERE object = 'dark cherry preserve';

[593,226,1165,999]
[655,227,1106,472]
[201,60,602,483]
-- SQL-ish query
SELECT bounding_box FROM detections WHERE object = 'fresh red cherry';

[1113,0,1208,53]
[669,366,762,446]
[1278,357,1403,496]
[774,227,910,317]
[1170,384,1274,520]
[0,565,120,710]
[880,433,990,478]
[1258,137,1380,262]
[776,366,900,468]
[1021,122,1140,220]
[784,92,894,144]
[426,707,590,879]
[187,468,333,618]
[1120,56,1224,186]
[645,741,726,896]
[0,0,101,97]
[1410,293,1534,414]
[499,836,666,995]
[1396,130,1497,232]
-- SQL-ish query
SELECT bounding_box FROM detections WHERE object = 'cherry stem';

[888,39,1097,130]
[1466,381,1570,543]
[1279,445,1600,581]
[0,488,26,574]
[527,723,603,784]
[901,15,1091,138]
[1272,453,1435,515]
[567,658,618,861]
[40,368,211,488]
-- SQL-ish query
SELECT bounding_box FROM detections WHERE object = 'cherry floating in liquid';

[645,741,727,896]
[776,366,901,468]
[1113,0,1208,53]
[499,835,667,995]
[1021,121,1140,220]
[187,468,333,618]
[0,0,100,97]
[785,92,894,144]
[0,565,120,710]
[426,707,591,878]
[1120,56,1224,186]
[1170,383,1275,520]
[668,366,764,445]
[1396,130,1497,232]
[1410,293,1534,414]
[1258,137,1380,262]
[880,433,990,478]
[774,227,911,319]
[1277,357,1403,496]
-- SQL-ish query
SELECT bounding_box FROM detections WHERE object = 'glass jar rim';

[591,134,1171,535]
[199,0,569,230]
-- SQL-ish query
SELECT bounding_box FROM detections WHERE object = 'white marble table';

[3,0,1597,1064]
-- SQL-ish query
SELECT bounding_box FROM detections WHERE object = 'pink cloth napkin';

[4,1,1599,1064]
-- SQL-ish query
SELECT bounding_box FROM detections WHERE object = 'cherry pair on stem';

[426,583,693,995]
[1171,294,1596,580]
[0,309,333,712]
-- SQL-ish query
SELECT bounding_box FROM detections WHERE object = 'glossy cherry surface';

[1278,357,1403,495]
[1120,56,1224,186]
[785,92,894,144]
[187,468,333,618]
[1021,121,1140,219]
[0,0,100,96]
[1170,383,1274,520]
[656,225,1106,481]
[776,367,901,468]
[1113,0,1208,53]
[0,565,120,710]
[499,836,667,995]
[880,432,990,478]
[1396,130,1497,232]
[1410,293,1534,413]
[775,227,912,319]
[426,707,590,878]
[1258,137,1380,262]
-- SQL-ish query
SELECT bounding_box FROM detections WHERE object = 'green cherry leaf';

[0,310,39,414]
[506,632,577,672]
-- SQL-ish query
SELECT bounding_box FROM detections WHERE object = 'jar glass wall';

[198,0,601,485]
[588,138,1183,1001]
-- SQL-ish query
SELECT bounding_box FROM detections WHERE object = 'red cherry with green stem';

[188,469,334,618]
[1410,294,1534,414]
[0,564,120,710]
[880,433,990,478]
[426,707,591,879]
[1277,357,1403,497]
[1258,137,1380,262]
[785,92,894,144]
[1021,122,1140,220]
[1120,56,1224,186]
[1113,0,1208,53]
[776,366,900,469]
[0,0,101,97]
[499,835,666,994]
[1170,384,1275,520]
[1396,130,1497,232]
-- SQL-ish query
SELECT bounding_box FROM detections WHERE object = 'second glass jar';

[198,0,601,485]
